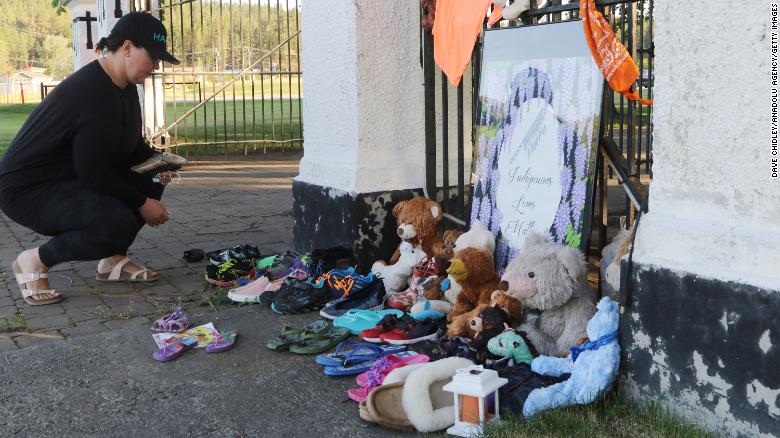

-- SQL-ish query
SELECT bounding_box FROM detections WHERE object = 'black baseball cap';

[111,12,180,65]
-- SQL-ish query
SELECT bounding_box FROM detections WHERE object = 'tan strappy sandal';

[11,260,63,306]
[95,256,158,282]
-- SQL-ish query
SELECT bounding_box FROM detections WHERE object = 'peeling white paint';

[717,358,724,368]
[746,379,780,418]
[719,311,728,331]
[759,330,772,354]
[692,351,733,397]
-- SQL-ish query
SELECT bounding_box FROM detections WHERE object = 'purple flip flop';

[153,337,197,362]
[205,329,238,353]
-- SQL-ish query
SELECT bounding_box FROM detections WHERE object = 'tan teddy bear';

[445,247,501,321]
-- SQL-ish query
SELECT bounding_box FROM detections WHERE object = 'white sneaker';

[131,152,187,174]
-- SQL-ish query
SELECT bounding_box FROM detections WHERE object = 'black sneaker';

[207,245,262,266]
[205,259,255,287]
[270,277,331,314]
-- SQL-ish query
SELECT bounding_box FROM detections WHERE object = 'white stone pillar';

[296,0,425,194]
[293,0,426,268]
[621,3,780,437]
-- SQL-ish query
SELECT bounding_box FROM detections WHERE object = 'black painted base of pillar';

[292,180,423,273]
[620,262,780,437]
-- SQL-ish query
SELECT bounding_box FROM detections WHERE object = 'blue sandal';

[315,340,405,367]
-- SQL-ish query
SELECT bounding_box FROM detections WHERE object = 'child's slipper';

[205,329,238,353]
[315,341,406,367]
[355,352,430,388]
[152,337,197,362]
[151,307,190,333]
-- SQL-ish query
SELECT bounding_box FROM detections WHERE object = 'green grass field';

[0,104,38,156]
[164,98,301,155]
[0,99,301,156]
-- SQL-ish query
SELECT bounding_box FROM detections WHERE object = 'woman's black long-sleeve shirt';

[0,60,155,209]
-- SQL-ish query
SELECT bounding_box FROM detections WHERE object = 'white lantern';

[443,365,509,437]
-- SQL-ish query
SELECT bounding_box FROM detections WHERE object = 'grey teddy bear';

[499,232,596,357]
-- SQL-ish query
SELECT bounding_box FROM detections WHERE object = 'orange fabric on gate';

[433,0,494,87]
[580,0,652,105]
[488,3,503,26]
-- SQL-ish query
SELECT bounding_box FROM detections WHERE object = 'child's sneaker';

[207,245,261,266]
[131,151,187,174]
[205,259,255,287]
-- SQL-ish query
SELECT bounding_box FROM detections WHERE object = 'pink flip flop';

[152,337,197,362]
[205,329,238,353]
[348,353,430,403]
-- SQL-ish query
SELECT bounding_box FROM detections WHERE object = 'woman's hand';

[138,198,170,226]
[156,171,176,186]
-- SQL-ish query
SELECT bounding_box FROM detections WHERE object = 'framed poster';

[471,20,604,272]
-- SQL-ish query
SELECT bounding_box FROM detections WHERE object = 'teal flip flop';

[333,309,404,335]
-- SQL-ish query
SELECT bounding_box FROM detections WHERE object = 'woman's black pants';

[0,176,163,268]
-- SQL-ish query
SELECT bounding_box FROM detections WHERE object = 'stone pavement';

[0,153,301,351]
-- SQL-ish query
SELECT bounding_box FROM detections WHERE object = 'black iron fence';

[422,0,653,251]
[132,0,302,155]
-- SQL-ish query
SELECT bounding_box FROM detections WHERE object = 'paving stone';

[60,294,105,309]
[64,306,108,323]
[12,333,65,349]
[103,316,151,331]
[60,321,109,339]
[25,314,73,331]
[0,305,20,318]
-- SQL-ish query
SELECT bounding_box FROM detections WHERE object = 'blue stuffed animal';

[522,297,620,417]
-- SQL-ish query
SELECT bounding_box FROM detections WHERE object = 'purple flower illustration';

[553,200,571,242]
[571,179,587,228]
[560,167,573,198]
[575,144,588,180]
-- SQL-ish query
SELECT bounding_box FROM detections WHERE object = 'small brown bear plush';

[384,197,443,264]
[447,290,524,338]
[435,229,463,261]
[470,305,511,360]
[420,276,444,301]
[490,290,523,324]
[445,247,501,322]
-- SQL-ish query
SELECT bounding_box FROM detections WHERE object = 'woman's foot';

[96,255,159,282]
[13,248,62,304]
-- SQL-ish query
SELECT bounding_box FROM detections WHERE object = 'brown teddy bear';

[383,197,443,264]
[445,247,500,322]
[448,289,523,338]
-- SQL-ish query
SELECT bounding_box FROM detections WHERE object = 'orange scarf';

[434,0,500,87]
[580,0,652,105]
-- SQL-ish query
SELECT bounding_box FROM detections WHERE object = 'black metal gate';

[422,0,653,252]
[132,0,302,155]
